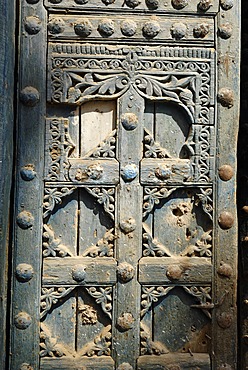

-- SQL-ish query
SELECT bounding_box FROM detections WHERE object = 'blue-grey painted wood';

[0,0,15,368]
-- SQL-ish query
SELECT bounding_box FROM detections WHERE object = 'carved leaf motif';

[141,286,174,317]
[181,229,212,257]
[143,223,173,257]
[42,224,73,258]
[78,325,112,357]
[40,323,68,358]
[82,228,117,258]
[140,322,169,356]
[85,129,117,158]
[144,128,171,158]
[40,287,74,319]
[196,187,213,220]
[85,187,115,220]
[143,187,176,218]
[43,187,76,218]
[86,287,112,320]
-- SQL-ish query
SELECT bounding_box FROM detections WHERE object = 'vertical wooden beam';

[213,1,240,368]
[0,0,15,368]
[10,1,46,369]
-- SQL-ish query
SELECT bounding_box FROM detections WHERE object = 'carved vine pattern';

[45,118,75,182]
[40,287,74,319]
[141,285,212,319]
[85,187,115,220]
[143,223,172,257]
[140,322,169,356]
[196,187,213,220]
[86,287,112,320]
[78,325,112,357]
[43,186,76,218]
[143,187,176,218]
[82,228,116,257]
[144,128,172,158]
[50,45,214,125]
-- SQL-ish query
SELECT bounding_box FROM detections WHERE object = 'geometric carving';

[45,118,75,181]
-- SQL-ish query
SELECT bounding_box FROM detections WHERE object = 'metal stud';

[20,164,36,181]
[171,22,187,39]
[120,217,136,233]
[98,19,115,37]
[72,265,87,282]
[125,0,141,8]
[74,19,93,37]
[220,0,233,10]
[217,262,233,278]
[121,164,138,181]
[166,265,183,280]
[145,0,159,9]
[171,0,188,9]
[121,113,138,131]
[218,165,234,181]
[142,21,160,39]
[24,16,42,35]
[218,88,234,108]
[20,364,34,370]
[117,364,134,370]
[16,263,34,282]
[121,20,137,37]
[218,211,234,229]
[217,311,233,329]
[198,0,212,11]
[47,18,65,34]
[218,23,233,39]
[117,262,134,282]
[20,86,40,107]
[193,23,209,38]
[117,312,135,331]
[17,211,34,229]
[14,312,32,330]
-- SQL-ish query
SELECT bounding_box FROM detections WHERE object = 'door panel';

[11,0,240,369]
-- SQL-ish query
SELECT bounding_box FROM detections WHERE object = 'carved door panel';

[11,0,240,369]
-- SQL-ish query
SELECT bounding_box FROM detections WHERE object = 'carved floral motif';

[85,129,116,158]
[141,286,174,317]
[143,224,172,257]
[42,224,72,257]
[82,228,116,257]
[40,323,67,357]
[86,287,112,319]
[79,304,98,325]
[85,187,115,220]
[143,187,176,217]
[78,325,112,356]
[40,287,74,319]
[43,187,76,218]
[144,128,172,158]
[49,44,214,125]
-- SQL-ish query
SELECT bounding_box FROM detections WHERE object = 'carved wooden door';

[11,0,240,369]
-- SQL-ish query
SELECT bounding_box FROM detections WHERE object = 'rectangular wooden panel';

[43,257,117,285]
[41,357,114,369]
[137,353,210,369]
[139,257,212,284]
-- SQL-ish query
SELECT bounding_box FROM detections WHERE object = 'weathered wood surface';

[43,257,117,285]
[139,257,212,284]
[41,356,114,369]
[0,0,15,368]
[137,353,210,369]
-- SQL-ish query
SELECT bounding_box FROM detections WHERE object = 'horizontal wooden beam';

[41,356,114,370]
[137,353,210,369]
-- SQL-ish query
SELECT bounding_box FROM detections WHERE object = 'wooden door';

[11,0,240,369]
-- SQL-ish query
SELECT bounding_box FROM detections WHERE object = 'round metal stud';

[26,0,39,3]
[49,0,63,2]
[121,164,138,181]
[17,211,34,229]
[217,311,233,329]
[193,23,209,38]
[142,21,160,39]
[16,263,34,282]
[86,164,103,180]
[171,0,188,9]
[121,113,138,131]
[217,261,233,278]
[117,312,134,331]
[218,211,234,229]
[218,23,233,39]
[20,164,36,181]
[24,16,42,35]
[121,20,137,37]
[166,265,183,280]
[217,88,234,108]
[198,0,212,11]
[20,364,34,370]
[155,165,172,180]
[48,18,65,34]
[218,165,234,181]
[117,262,134,282]
[98,19,115,37]
[171,22,187,39]
[117,364,134,370]
[125,0,141,7]
[14,312,32,330]
[220,0,233,10]
[72,265,87,282]
[74,19,92,37]
[145,0,159,9]
[120,217,136,234]
[20,86,40,107]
